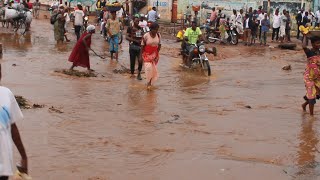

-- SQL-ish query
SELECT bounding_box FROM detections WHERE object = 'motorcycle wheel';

[203,60,211,76]
[230,34,238,45]
[207,32,217,43]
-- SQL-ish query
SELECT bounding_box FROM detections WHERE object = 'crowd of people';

[182,6,320,46]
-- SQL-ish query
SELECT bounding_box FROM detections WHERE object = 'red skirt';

[68,32,92,68]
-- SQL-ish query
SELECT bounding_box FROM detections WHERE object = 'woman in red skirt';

[69,25,96,71]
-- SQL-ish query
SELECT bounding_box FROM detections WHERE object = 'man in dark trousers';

[296,9,303,39]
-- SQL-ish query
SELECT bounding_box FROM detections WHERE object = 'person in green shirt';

[183,21,204,67]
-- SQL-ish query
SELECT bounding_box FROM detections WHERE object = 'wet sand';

[1,19,319,180]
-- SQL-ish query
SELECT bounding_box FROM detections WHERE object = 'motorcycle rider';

[183,21,204,67]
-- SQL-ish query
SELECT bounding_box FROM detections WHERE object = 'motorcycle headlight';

[199,45,205,53]
[84,17,88,20]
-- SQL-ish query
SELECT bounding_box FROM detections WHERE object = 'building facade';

[139,0,311,22]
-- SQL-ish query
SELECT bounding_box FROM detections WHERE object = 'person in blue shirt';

[260,14,270,46]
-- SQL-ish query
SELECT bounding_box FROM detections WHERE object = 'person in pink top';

[210,7,217,27]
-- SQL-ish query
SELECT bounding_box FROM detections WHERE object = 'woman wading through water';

[69,25,96,71]
[302,35,320,116]
[141,22,161,90]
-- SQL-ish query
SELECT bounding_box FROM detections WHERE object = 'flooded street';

[1,19,320,180]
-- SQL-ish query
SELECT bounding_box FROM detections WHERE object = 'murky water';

[1,19,320,180]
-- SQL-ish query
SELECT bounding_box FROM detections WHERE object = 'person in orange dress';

[141,22,161,89]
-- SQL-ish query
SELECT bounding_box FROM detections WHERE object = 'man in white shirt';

[229,9,237,25]
[235,9,244,34]
[138,15,149,32]
[279,9,287,43]
[116,6,124,19]
[272,8,280,42]
[316,7,320,27]
[0,64,28,180]
[74,4,84,40]
[147,6,158,22]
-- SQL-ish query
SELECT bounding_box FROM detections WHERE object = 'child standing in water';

[302,35,320,116]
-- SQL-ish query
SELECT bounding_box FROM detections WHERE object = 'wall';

[314,0,320,10]
[177,0,303,19]
[147,0,172,21]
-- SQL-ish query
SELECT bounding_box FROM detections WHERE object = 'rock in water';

[55,69,97,77]
[278,43,297,50]
[282,65,292,71]
[14,95,31,109]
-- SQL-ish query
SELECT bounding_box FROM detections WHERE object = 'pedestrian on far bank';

[106,11,121,61]
[279,10,287,43]
[271,8,280,42]
[127,17,143,80]
[147,7,158,22]
[243,14,252,45]
[74,4,84,40]
[185,5,191,20]
[316,7,320,27]
[53,7,66,44]
[257,10,267,40]
[95,0,102,21]
[302,11,309,26]
[229,9,237,25]
[260,14,270,46]
[210,7,217,27]
[0,64,29,180]
[141,22,161,90]
[285,11,291,42]
[296,9,303,39]
[250,16,259,44]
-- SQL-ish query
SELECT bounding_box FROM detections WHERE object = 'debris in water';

[15,96,31,109]
[33,104,45,108]
[282,65,291,71]
[55,69,97,77]
[245,105,252,109]
[49,106,64,113]
[160,114,181,124]
[278,43,297,50]
[113,65,130,74]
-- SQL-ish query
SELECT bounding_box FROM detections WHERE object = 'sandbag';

[4,8,19,20]
[25,11,32,23]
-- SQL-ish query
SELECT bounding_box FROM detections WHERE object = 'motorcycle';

[201,22,238,45]
[81,15,88,32]
[181,41,216,76]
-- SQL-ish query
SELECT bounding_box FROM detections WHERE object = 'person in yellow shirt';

[176,26,186,42]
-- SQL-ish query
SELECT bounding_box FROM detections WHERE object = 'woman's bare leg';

[309,104,314,116]
[302,101,308,111]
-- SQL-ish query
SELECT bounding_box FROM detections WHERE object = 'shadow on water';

[285,114,320,179]
[0,33,32,52]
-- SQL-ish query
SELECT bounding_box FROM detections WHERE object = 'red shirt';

[27,2,33,9]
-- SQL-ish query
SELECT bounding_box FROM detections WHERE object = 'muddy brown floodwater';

[1,19,320,180]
